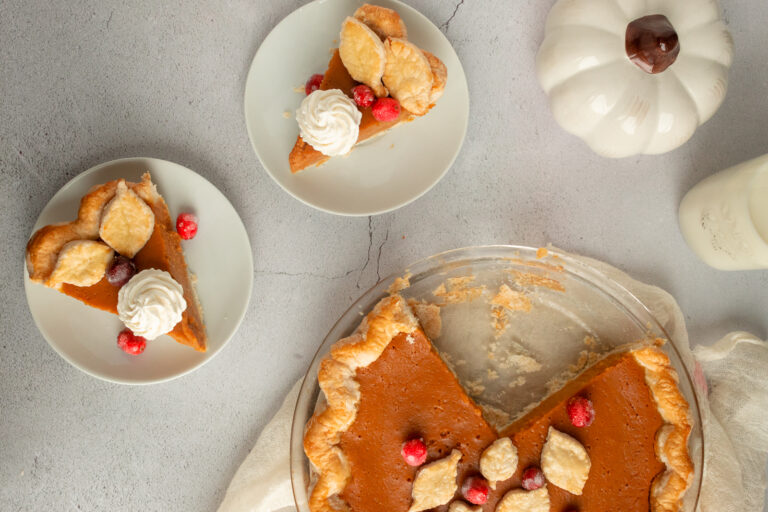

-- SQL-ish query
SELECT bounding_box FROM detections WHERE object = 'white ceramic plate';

[244,0,469,216]
[24,158,254,385]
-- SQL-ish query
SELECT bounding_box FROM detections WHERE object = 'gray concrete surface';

[1,0,767,510]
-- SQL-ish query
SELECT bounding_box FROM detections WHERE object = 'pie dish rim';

[290,245,704,512]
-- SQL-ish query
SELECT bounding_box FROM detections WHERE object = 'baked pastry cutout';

[382,38,434,115]
[48,240,114,288]
[99,180,155,258]
[339,17,388,97]
[423,49,447,104]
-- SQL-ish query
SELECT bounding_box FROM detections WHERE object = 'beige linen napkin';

[218,252,768,512]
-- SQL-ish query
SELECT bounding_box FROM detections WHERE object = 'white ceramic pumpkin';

[536,0,733,158]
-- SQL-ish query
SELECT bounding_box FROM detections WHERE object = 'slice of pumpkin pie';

[26,173,207,352]
[289,4,447,173]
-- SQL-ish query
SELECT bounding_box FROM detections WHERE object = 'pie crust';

[303,295,693,512]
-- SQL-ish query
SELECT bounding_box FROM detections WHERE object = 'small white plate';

[24,158,254,385]
[244,0,469,216]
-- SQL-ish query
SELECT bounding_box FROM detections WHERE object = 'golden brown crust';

[98,181,156,258]
[26,175,158,285]
[48,240,114,288]
[632,345,694,512]
[303,295,419,512]
[422,50,447,105]
[353,4,407,40]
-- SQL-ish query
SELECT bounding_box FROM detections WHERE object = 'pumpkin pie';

[288,4,447,173]
[303,295,693,511]
[26,173,207,352]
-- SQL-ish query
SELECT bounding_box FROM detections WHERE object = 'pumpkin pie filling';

[340,330,498,511]
[305,295,693,512]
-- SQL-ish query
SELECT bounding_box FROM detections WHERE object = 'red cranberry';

[371,97,400,122]
[401,438,428,466]
[106,255,136,287]
[176,213,198,240]
[117,329,146,355]
[567,396,595,427]
[521,467,546,490]
[352,85,375,107]
[461,476,489,505]
[305,73,324,95]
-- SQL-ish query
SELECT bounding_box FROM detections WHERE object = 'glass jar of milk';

[679,153,768,270]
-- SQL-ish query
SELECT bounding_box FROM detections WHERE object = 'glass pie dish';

[290,245,704,511]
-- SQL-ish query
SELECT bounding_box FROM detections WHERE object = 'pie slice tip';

[288,49,416,174]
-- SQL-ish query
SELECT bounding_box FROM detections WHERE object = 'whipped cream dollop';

[295,89,361,156]
[117,269,187,340]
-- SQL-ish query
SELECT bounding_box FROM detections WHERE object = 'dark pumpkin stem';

[626,14,680,74]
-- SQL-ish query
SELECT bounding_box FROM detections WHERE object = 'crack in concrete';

[254,268,358,281]
[375,227,390,282]
[256,216,382,286]
[355,216,375,288]
[440,0,465,32]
